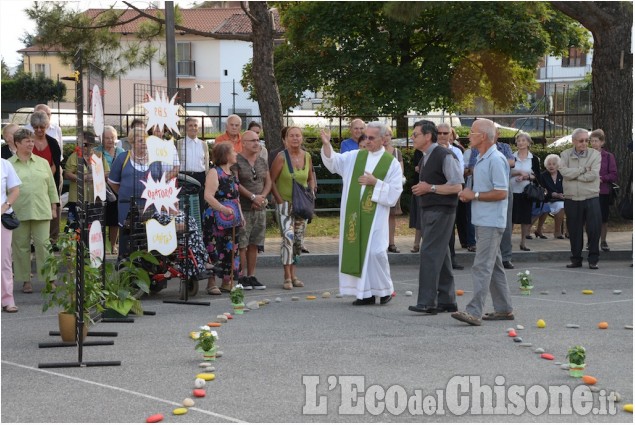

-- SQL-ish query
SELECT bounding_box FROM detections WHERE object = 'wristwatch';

[430,185,437,193]
[474,192,480,201]
[250,193,256,201]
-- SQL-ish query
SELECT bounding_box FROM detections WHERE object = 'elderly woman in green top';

[8,128,59,293]
[270,126,316,290]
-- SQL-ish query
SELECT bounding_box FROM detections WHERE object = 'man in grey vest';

[408,120,464,315]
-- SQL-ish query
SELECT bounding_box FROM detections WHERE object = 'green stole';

[341,150,394,277]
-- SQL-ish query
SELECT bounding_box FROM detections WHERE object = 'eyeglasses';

[438,131,450,135]
[575,138,590,143]
[33,126,47,130]
[468,132,483,136]
[251,167,257,181]
[359,135,368,140]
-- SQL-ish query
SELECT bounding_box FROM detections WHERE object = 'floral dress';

[203,166,241,282]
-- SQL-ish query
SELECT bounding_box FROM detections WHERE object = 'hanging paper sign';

[141,172,181,214]
[142,90,181,136]
[146,218,177,255]
[88,220,104,267]
[91,85,104,137]
[91,153,107,202]
[146,135,179,165]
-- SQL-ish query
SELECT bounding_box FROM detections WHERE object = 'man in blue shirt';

[340,119,366,153]
[452,119,514,326]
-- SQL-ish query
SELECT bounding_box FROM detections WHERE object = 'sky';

[0,0,195,71]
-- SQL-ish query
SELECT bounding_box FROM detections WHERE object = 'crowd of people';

[0,106,620,317]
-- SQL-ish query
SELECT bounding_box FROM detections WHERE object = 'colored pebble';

[516,325,524,330]
[199,362,211,368]
[173,408,187,415]
[208,322,221,327]
[540,291,549,295]
[291,296,299,301]
[306,295,317,300]
[598,322,609,329]
[204,366,215,372]
[582,375,598,385]
[613,290,622,295]
[536,319,546,328]
[582,289,594,295]
[566,324,580,329]
[519,342,533,347]
[190,332,200,340]
[146,414,164,423]
[194,378,206,388]
[625,325,633,330]
[183,398,195,407]
[335,293,343,298]
[456,289,464,296]
[216,315,227,323]
[623,404,633,413]
[534,348,545,354]
[322,292,331,298]
[508,330,517,337]
[257,301,266,306]
[193,389,206,398]
[404,291,413,297]
[560,364,570,370]
[513,337,523,342]
[196,373,215,381]
[540,353,555,360]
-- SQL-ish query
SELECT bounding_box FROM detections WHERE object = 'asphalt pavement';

[1,233,633,422]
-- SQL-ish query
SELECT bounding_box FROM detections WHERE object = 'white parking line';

[1,360,245,423]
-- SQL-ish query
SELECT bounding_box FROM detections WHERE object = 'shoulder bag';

[213,199,242,230]
[283,150,315,220]
[1,211,20,230]
[522,180,545,202]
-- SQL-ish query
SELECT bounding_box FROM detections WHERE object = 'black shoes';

[589,263,599,270]
[503,261,514,269]
[566,262,582,268]
[238,276,253,290]
[435,303,458,313]
[352,296,375,306]
[408,305,438,315]
[601,242,610,252]
[250,276,267,290]
[380,295,392,305]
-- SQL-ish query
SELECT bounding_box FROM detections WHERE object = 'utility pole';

[165,1,177,98]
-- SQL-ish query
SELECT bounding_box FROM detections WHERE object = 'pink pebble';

[193,389,206,398]
[146,413,164,423]
[226,314,233,320]
[508,330,517,337]
[541,353,555,360]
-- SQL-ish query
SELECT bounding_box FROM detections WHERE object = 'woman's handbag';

[283,150,315,220]
[105,183,118,202]
[213,199,242,230]
[1,211,20,230]
[522,181,545,202]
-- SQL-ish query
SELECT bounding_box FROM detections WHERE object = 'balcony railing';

[177,60,196,77]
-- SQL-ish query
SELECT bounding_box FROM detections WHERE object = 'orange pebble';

[208,322,222,327]
[146,414,164,423]
[456,290,464,296]
[598,322,608,329]
[582,375,597,385]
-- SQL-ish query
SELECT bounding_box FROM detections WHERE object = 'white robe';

[321,147,404,299]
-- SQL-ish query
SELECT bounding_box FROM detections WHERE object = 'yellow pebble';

[306,295,317,300]
[190,331,200,340]
[196,373,215,381]
[258,301,266,306]
[173,408,188,415]
[582,289,594,295]
[623,404,633,413]
[536,319,546,328]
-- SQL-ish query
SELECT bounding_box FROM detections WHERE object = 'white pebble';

[560,364,570,370]
[204,366,215,372]
[246,301,260,310]
[194,378,206,388]
[608,391,622,403]
[540,291,549,295]
[613,290,622,295]
[516,325,524,330]
[291,296,299,301]
[625,325,633,330]
[275,297,282,303]
[183,398,195,407]
[589,386,600,393]
[534,348,545,354]
[404,291,413,297]
[335,293,343,298]
[216,350,223,358]
[566,324,580,328]
[198,362,211,368]
[322,292,331,298]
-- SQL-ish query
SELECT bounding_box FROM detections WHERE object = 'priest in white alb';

[320,122,403,305]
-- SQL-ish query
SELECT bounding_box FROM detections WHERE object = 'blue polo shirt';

[471,144,509,228]
[340,138,359,153]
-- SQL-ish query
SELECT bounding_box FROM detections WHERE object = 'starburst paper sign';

[146,135,179,165]
[91,153,107,202]
[141,172,181,214]
[146,218,177,255]
[142,90,181,136]
[91,85,104,137]
[88,220,104,267]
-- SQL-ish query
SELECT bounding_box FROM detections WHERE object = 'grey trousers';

[466,226,513,318]
[500,186,513,262]
[417,210,456,307]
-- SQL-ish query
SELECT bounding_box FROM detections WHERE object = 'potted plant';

[41,230,105,342]
[194,325,219,361]
[229,284,245,315]
[517,270,533,295]
[101,250,156,318]
[566,345,586,378]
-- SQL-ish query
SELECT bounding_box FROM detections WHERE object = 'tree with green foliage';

[248,1,588,136]
[1,71,66,102]
[1,59,12,80]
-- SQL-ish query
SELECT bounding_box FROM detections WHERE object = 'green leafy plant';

[517,270,533,288]
[566,345,586,365]
[102,250,157,316]
[229,284,244,305]
[194,326,218,352]
[41,229,104,324]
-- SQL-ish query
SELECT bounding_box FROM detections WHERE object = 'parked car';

[10,107,92,128]
[511,117,571,134]
[550,135,573,147]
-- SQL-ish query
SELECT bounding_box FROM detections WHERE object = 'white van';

[10,107,92,128]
